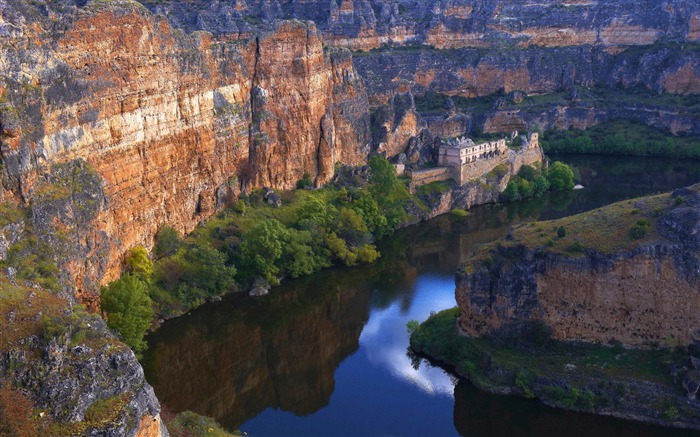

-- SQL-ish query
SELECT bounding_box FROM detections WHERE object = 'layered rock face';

[456,184,700,348]
[148,0,700,136]
[145,0,700,50]
[0,278,167,436]
[0,0,370,301]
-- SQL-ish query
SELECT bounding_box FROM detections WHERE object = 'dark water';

[143,155,700,437]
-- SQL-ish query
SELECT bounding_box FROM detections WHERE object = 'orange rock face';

[136,414,165,437]
[0,4,370,302]
[662,63,700,94]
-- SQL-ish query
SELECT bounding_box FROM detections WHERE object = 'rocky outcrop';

[144,0,700,50]
[0,278,167,436]
[456,184,700,348]
[0,0,370,301]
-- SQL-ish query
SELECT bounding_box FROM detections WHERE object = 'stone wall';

[407,167,454,188]
[458,153,509,185]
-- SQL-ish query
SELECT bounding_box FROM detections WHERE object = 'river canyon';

[0,0,699,434]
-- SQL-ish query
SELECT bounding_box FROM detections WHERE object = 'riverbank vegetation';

[101,156,412,335]
[410,308,698,427]
[500,161,573,202]
[541,120,700,159]
[100,155,573,351]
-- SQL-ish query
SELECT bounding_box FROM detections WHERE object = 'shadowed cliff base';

[411,308,700,431]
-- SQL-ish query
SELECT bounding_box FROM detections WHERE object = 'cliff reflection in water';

[143,272,373,428]
[144,155,700,435]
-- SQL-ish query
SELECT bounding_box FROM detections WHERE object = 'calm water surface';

[143,155,700,436]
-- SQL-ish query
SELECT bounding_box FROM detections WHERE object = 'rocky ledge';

[456,183,700,348]
[0,277,167,436]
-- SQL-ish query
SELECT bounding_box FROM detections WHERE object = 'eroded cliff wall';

[456,184,700,347]
[0,0,370,302]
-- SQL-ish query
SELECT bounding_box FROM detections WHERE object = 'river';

[142,154,700,437]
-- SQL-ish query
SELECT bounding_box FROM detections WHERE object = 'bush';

[515,370,534,398]
[557,226,567,238]
[356,244,380,263]
[101,274,154,353]
[154,226,182,259]
[629,219,650,240]
[237,219,287,284]
[126,246,153,282]
[548,161,575,191]
[164,410,241,437]
[296,172,313,189]
[663,405,680,421]
[501,180,520,202]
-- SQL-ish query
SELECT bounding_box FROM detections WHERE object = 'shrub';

[232,199,247,215]
[154,226,182,259]
[533,175,550,196]
[101,274,154,353]
[663,405,680,421]
[629,219,650,240]
[296,172,313,189]
[501,180,520,202]
[557,226,567,238]
[356,244,380,263]
[517,165,537,181]
[567,241,586,253]
[236,219,287,284]
[126,246,153,282]
[164,409,241,437]
[515,370,534,398]
[548,161,575,191]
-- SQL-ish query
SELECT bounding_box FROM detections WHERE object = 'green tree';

[101,274,154,353]
[154,226,182,259]
[533,175,550,196]
[502,180,520,202]
[324,231,357,266]
[336,207,371,247]
[182,243,236,294]
[517,178,534,198]
[297,196,338,230]
[126,246,153,282]
[237,219,288,285]
[517,165,537,181]
[356,244,380,263]
[548,161,575,191]
[280,228,329,278]
[368,155,410,228]
[368,155,398,198]
[351,193,390,238]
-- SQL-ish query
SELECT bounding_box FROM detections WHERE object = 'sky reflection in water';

[360,274,457,398]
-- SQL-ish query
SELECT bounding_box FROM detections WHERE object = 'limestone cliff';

[143,0,700,50]
[0,0,370,303]
[0,277,167,436]
[456,184,700,348]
